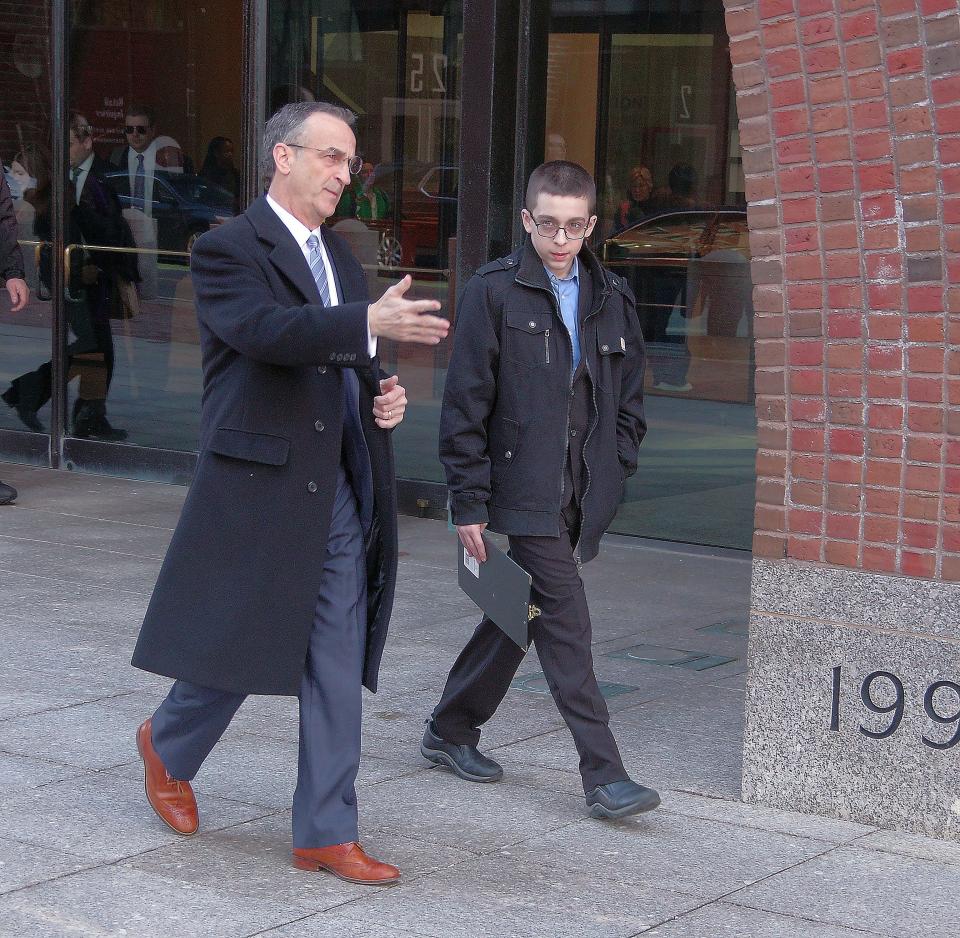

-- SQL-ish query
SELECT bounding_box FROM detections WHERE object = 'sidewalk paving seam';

[0,566,150,596]
[0,691,140,727]
[0,532,165,562]
[3,506,177,531]
[632,835,893,938]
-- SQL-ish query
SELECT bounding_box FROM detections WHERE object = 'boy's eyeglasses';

[284,144,363,175]
[531,218,589,240]
[125,125,149,134]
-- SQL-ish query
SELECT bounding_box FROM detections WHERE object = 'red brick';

[860,194,896,221]
[865,515,900,543]
[845,40,882,71]
[829,428,865,455]
[868,346,903,371]
[863,225,900,250]
[793,428,826,453]
[790,508,824,534]
[791,369,825,395]
[798,0,833,14]
[815,135,852,163]
[825,540,859,567]
[828,459,862,483]
[907,437,943,463]
[901,551,936,578]
[782,197,818,223]
[868,403,904,429]
[774,108,810,137]
[767,48,803,78]
[888,48,925,76]
[909,286,944,313]
[862,545,897,572]
[890,76,928,109]
[828,313,862,338]
[866,459,901,487]
[819,165,855,192]
[902,166,938,195]
[792,455,825,480]
[908,346,945,374]
[809,75,845,105]
[827,344,861,370]
[866,486,902,514]
[792,398,827,422]
[906,464,941,491]
[906,226,942,252]
[895,108,933,134]
[933,76,960,107]
[868,431,905,458]
[938,106,960,135]
[787,536,822,561]
[788,284,825,308]
[825,253,861,279]
[841,10,877,41]
[826,513,860,539]
[908,406,943,433]
[854,132,893,162]
[802,17,836,45]
[830,372,865,397]
[920,0,956,12]
[942,555,960,581]
[786,254,824,280]
[896,136,936,166]
[780,166,817,193]
[785,226,819,252]
[867,375,903,399]
[759,0,795,18]
[857,163,895,192]
[770,78,806,108]
[812,106,849,133]
[753,533,788,558]
[868,315,902,340]
[822,195,856,221]
[905,493,940,521]
[791,480,825,506]
[941,138,960,164]
[865,253,903,280]
[907,377,943,403]
[948,468,960,494]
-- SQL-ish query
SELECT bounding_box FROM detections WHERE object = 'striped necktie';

[305,234,331,306]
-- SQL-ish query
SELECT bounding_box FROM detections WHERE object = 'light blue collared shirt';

[546,259,580,374]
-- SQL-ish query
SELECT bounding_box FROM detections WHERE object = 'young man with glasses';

[422,160,660,819]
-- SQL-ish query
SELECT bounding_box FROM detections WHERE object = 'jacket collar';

[514,235,612,311]
[245,196,321,304]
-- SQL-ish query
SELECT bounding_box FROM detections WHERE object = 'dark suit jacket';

[132,196,398,695]
[0,172,24,283]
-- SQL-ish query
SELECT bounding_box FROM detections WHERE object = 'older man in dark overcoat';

[131,102,448,884]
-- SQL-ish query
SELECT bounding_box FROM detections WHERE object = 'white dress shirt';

[266,193,376,356]
[127,145,156,216]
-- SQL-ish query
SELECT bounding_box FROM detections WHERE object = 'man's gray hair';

[260,102,356,183]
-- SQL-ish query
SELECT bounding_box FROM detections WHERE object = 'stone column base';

[743,558,960,841]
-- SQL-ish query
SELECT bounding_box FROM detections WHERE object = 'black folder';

[456,533,538,650]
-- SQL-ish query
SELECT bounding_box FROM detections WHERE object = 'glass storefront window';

[548,1,756,549]
[268,1,462,484]
[0,3,52,454]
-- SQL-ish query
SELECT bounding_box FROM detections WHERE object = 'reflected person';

[0,166,29,506]
[3,114,135,438]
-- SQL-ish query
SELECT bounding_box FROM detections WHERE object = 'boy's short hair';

[525,160,597,214]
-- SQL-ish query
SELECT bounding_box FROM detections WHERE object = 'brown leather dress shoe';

[292,842,400,885]
[136,718,199,836]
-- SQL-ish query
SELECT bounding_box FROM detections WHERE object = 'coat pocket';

[596,327,626,393]
[207,427,291,466]
[489,416,519,465]
[503,307,551,368]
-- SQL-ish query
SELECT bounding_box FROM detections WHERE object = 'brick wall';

[725,0,960,580]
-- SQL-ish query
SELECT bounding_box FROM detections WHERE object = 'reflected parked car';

[347,162,457,270]
[603,209,752,337]
[104,170,236,259]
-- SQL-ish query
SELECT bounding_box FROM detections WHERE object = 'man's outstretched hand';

[368,275,448,345]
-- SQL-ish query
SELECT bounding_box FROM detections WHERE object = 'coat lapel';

[246,196,322,304]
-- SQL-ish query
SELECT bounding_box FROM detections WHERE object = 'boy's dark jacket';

[440,236,646,564]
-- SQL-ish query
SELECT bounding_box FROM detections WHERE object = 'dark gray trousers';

[432,504,628,792]
[151,465,368,847]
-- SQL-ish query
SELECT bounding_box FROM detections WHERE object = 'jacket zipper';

[544,328,550,365]
[516,267,612,544]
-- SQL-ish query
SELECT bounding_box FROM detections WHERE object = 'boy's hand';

[373,374,406,429]
[457,523,488,563]
[368,275,449,345]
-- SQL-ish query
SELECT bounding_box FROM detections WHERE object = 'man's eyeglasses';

[125,125,149,135]
[530,217,590,240]
[284,144,363,175]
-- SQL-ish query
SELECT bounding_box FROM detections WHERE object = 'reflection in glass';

[549,1,756,548]
[268,1,463,484]
[0,3,53,445]
[61,0,244,451]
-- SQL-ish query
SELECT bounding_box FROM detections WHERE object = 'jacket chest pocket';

[503,307,552,369]
[596,326,626,393]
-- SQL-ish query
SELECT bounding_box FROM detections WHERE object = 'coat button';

[504,450,512,459]
[528,321,537,329]
[307,481,318,493]
[601,344,610,352]
[569,428,577,437]
[317,365,327,374]
[314,420,324,432]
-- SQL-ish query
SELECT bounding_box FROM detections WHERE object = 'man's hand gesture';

[5,278,28,313]
[373,375,406,429]
[368,275,448,345]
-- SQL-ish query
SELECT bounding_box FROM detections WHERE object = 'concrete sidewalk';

[0,461,957,937]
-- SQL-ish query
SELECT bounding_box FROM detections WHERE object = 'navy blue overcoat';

[131,197,398,695]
